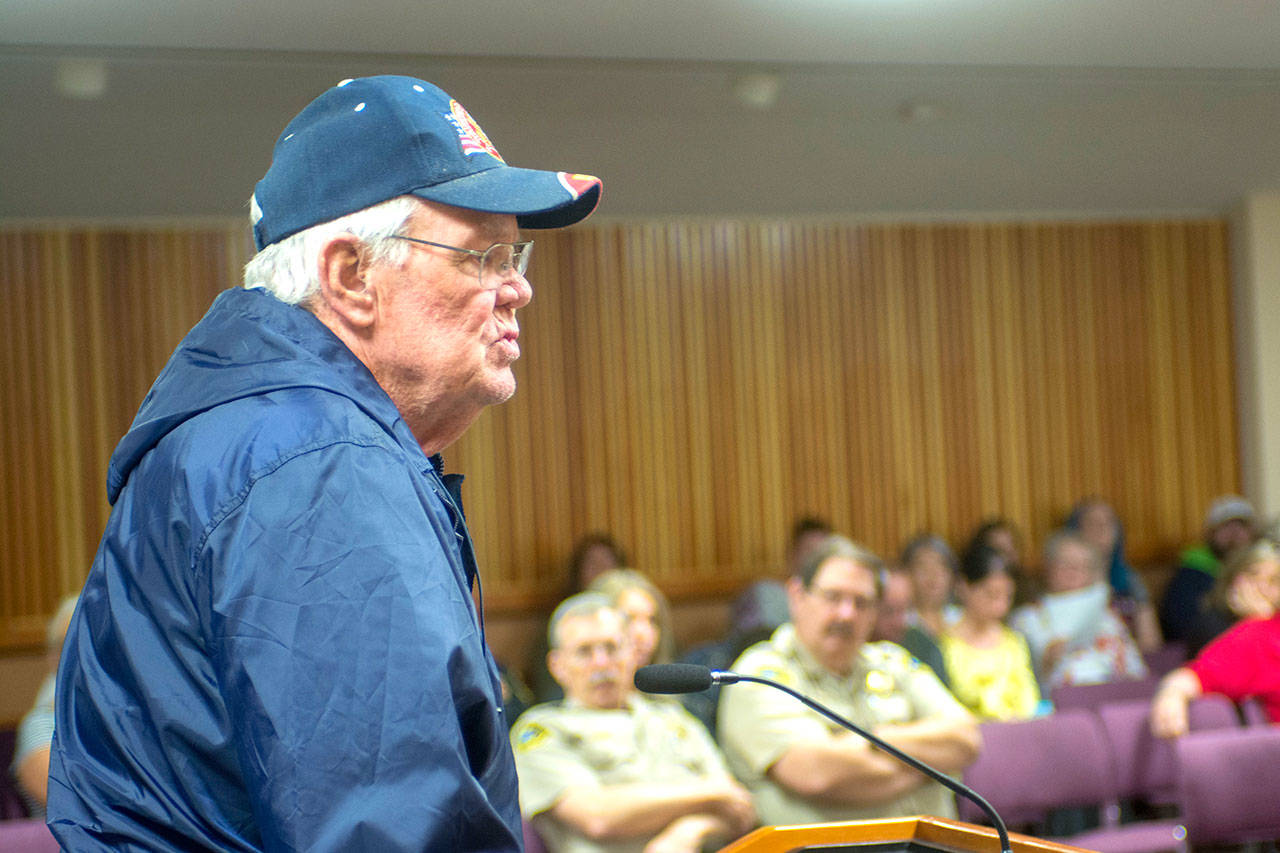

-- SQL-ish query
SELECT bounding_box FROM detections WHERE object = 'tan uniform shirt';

[511,694,734,853]
[717,623,969,827]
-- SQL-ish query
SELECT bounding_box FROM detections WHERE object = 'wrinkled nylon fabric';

[47,287,521,851]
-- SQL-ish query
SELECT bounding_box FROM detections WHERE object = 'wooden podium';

[717,815,1095,853]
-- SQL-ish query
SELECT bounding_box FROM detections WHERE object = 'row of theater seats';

[0,818,56,852]
[959,691,1280,852]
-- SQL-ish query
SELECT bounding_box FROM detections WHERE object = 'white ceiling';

[4,0,1280,221]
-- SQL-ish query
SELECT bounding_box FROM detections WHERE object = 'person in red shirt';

[1150,541,1280,738]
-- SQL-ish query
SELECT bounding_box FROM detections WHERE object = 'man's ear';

[317,234,376,328]
[786,576,805,610]
[546,649,566,687]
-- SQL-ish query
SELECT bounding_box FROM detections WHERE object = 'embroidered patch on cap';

[558,172,599,200]
[445,100,504,162]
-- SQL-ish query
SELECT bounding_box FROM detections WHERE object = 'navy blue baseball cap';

[251,75,602,250]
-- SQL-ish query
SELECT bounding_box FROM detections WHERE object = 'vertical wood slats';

[0,218,1237,645]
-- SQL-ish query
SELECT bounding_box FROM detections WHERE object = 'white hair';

[242,195,420,305]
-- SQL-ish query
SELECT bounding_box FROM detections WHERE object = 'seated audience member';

[1160,495,1259,644]
[533,533,632,701]
[499,664,536,731]
[872,564,950,687]
[589,568,677,670]
[900,533,961,640]
[1010,530,1147,691]
[569,533,631,593]
[717,536,980,827]
[678,594,781,738]
[1066,497,1162,653]
[735,517,835,640]
[1150,597,1280,738]
[11,595,78,816]
[674,520,831,736]
[511,594,755,853]
[965,517,1039,606]
[939,546,1041,720]
[1184,538,1280,656]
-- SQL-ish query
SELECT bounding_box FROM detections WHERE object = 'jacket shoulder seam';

[190,434,403,576]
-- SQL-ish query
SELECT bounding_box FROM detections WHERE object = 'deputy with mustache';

[718,535,980,827]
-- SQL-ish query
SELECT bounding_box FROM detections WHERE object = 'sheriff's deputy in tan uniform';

[718,535,981,828]
[511,593,755,853]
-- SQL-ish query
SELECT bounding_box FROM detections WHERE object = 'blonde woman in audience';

[11,594,78,816]
[589,568,676,669]
[940,545,1041,720]
[1010,530,1147,691]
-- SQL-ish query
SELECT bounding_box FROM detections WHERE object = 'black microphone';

[634,662,717,693]
[634,663,1012,853]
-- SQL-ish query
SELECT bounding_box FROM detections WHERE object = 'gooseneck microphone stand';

[635,663,1012,853]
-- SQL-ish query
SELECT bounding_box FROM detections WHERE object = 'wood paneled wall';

[0,217,1237,647]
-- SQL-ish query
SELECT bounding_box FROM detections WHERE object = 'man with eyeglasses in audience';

[511,593,755,853]
[48,75,600,851]
[718,535,980,827]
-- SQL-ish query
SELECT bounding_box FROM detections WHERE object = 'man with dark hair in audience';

[732,516,834,638]
[872,564,950,687]
[718,535,980,827]
[677,516,835,735]
[48,75,600,851]
[511,593,755,853]
[1160,495,1260,644]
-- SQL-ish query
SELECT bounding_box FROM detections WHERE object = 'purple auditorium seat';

[1238,695,1270,726]
[0,728,32,820]
[522,818,550,853]
[1175,725,1280,846]
[1096,693,1240,807]
[1050,675,1161,712]
[1141,643,1187,678]
[960,709,1186,853]
[0,819,59,853]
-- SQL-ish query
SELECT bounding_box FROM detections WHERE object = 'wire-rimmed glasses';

[391,235,532,290]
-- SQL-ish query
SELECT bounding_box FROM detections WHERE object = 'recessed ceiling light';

[55,59,108,100]
[732,73,781,110]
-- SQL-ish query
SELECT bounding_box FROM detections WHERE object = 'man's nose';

[498,272,532,309]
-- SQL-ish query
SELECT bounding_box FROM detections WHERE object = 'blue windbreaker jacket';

[47,287,522,851]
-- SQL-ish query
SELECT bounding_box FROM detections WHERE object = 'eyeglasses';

[563,639,627,663]
[808,586,877,612]
[391,236,533,290]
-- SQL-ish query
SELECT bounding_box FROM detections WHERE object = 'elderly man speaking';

[48,76,600,851]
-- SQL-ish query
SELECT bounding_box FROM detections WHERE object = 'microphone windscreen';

[634,663,714,694]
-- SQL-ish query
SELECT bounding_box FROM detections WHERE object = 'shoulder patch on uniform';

[513,722,551,753]
[756,666,796,688]
[865,669,897,694]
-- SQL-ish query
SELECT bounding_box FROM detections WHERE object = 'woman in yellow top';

[940,544,1042,720]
